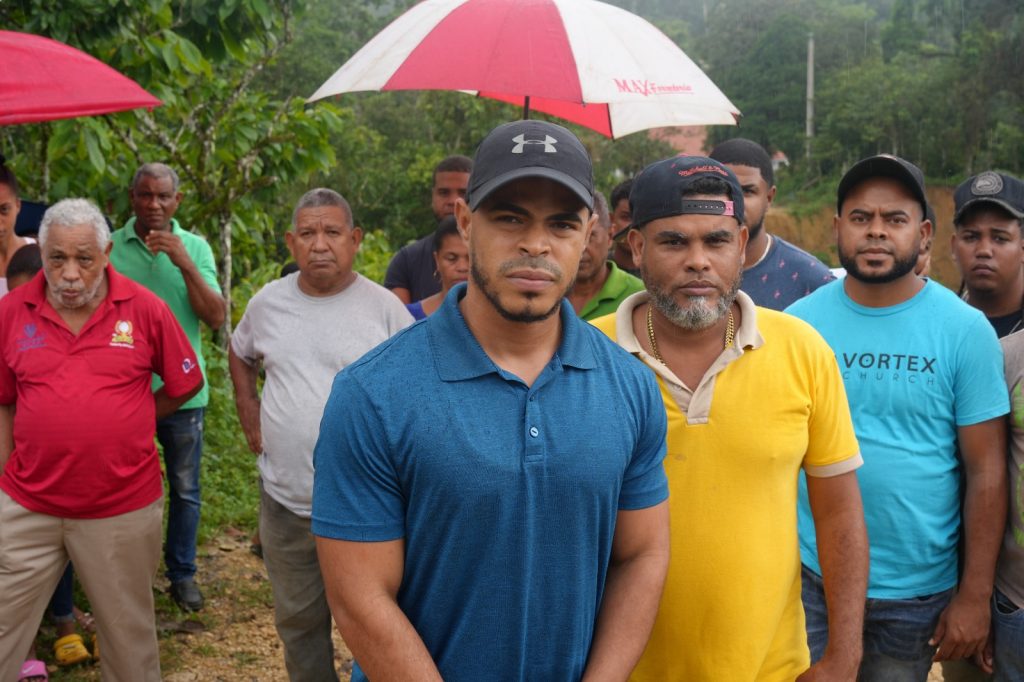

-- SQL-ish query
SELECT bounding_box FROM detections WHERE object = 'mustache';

[497,256,562,279]
[54,282,85,294]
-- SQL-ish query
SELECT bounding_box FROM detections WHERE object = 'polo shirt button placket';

[525,390,543,462]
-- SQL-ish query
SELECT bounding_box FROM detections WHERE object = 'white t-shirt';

[231,272,413,517]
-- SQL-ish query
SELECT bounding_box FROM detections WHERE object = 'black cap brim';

[467,167,594,212]
[837,156,927,216]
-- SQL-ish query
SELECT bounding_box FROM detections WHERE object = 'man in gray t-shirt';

[996,332,1024,681]
[229,188,412,681]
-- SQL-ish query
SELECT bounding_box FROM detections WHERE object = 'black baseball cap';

[837,155,927,216]
[628,155,745,229]
[953,171,1024,224]
[466,120,594,211]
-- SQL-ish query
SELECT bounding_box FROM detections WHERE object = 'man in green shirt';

[109,163,226,612]
[568,190,645,320]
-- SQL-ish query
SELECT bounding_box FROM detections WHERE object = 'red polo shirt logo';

[17,323,46,352]
[110,320,135,348]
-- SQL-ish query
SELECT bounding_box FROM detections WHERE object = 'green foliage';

[355,229,395,285]
[199,339,260,540]
[0,0,348,333]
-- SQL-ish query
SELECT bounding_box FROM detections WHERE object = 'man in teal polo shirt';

[110,162,226,612]
[568,190,644,320]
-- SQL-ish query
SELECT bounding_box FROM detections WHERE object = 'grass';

[198,341,261,545]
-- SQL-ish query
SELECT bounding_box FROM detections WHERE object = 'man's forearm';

[808,472,868,672]
[958,418,1008,601]
[228,348,259,405]
[582,547,669,681]
[331,591,442,680]
[316,537,442,680]
[228,347,262,452]
[583,502,670,681]
[154,381,203,420]
[180,259,226,329]
[959,462,1007,600]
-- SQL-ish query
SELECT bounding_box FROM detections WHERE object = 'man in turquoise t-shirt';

[787,155,1009,681]
[109,163,226,612]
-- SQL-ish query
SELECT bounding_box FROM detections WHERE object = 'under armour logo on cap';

[511,134,557,154]
[466,120,593,211]
[971,171,1003,196]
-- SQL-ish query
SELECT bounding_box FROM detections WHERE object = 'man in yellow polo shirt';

[593,156,868,681]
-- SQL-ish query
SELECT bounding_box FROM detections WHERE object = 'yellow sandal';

[53,633,90,666]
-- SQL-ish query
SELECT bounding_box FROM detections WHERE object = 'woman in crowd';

[406,215,469,320]
[0,156,37,298]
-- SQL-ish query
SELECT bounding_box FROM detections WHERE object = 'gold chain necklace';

[646,305,735,365]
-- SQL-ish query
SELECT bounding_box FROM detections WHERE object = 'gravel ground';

[159,530,353,681]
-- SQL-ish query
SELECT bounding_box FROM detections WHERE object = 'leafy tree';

[0,0,349,332]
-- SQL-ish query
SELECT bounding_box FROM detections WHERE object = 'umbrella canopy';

[0,30,161,125]
[309,0,739,139]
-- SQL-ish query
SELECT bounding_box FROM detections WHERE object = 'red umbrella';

[0,30,161,125]
[308,0,739,139]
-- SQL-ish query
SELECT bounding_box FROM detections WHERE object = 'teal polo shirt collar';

[429,283,597,382]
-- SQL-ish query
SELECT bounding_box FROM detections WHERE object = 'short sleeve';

[383,246,411,290]
[385,299,416,334]
[311,372,405,541]
[150,300,204,398]
[618,370,669,510]
[230,298,259,364]
[804,333,862,477]
[0,304,16,405]
[954,316,1009,426]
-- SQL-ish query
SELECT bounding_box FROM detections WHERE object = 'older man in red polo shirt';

[0,198,203,681]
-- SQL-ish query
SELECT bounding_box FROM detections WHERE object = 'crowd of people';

[0,119,1021,682]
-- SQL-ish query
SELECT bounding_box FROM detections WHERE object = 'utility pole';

[806,31,814,163]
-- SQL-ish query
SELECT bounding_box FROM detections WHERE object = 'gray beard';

[643,268,742,331]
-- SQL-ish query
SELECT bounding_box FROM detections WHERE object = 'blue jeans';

[157,407,204,583]
[802,564,954,681]
[993,587,1024,682]
[49,562,74,621]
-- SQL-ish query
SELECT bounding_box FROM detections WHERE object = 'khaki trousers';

[0,490,162,682]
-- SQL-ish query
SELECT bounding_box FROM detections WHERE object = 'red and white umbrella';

[308,0,739,139]
[0,30,161,125]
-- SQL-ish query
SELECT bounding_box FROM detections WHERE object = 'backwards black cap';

[628,155,745,230]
